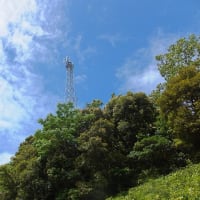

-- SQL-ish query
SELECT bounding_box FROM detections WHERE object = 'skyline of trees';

[1,34,200,200]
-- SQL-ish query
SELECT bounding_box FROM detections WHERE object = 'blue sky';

[0,0,200,164]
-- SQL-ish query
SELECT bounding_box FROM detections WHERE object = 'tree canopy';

[156,34,200,81]
[158,66,200,149]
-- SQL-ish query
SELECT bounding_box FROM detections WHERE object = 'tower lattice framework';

[65,57,76,105]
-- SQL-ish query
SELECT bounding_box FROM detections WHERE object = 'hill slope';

[107,163,200,200]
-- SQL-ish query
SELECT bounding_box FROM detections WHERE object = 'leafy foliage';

[151,34,200,104]
[0,164,17,200]
[129,135,184,174]
[158,66,200,151]
[104,92,156,153]
[0,92,159,200]
[107,163,200,200]
[156,34,200,81]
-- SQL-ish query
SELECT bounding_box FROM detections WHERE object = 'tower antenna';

[65,56,76,105]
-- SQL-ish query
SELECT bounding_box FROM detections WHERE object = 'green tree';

[151,34,200,105]
[158,66,200,151]
[104,92,156,153]
[33,103,83,199]
[128,135,186,181]
[0,136,42,200]
[1,103,89,200]
[75,118,114,200]
[103,92,157,193]
[156,34,200,81]
[0,164,17,200]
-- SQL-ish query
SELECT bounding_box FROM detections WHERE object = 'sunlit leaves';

[107,163,200,200]
[159,66,200,148]
[156,34,200,81]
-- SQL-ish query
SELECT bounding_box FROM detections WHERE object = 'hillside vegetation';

[107,163,200,200]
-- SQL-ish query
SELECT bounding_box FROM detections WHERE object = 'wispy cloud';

[98,33,121,47]
[98,33,127,47]
[0,0,43,130]
[75,74,87,85]
[0,0,37,37]
[0,0,70,156]
[116,31,179,94]
[73,35,96,63]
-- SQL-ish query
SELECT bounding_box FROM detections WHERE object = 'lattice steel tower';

[65,57,76,105]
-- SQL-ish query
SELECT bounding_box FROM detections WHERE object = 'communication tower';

[65,57,76,105]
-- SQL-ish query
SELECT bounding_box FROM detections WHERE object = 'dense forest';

[1,34,200,200]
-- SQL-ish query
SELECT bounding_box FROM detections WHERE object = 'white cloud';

[0,0,37,37]
[0,0,40,133]
[0,40,6,63]
[98,33,122,47]
[98,33,133,47]
[0,152,13,165]
[116,31,179,94]
[75,74,87,84]
[0,65,45,130]
[0,0,69,154]
[73,35,96,63]
[117,63,163,94]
